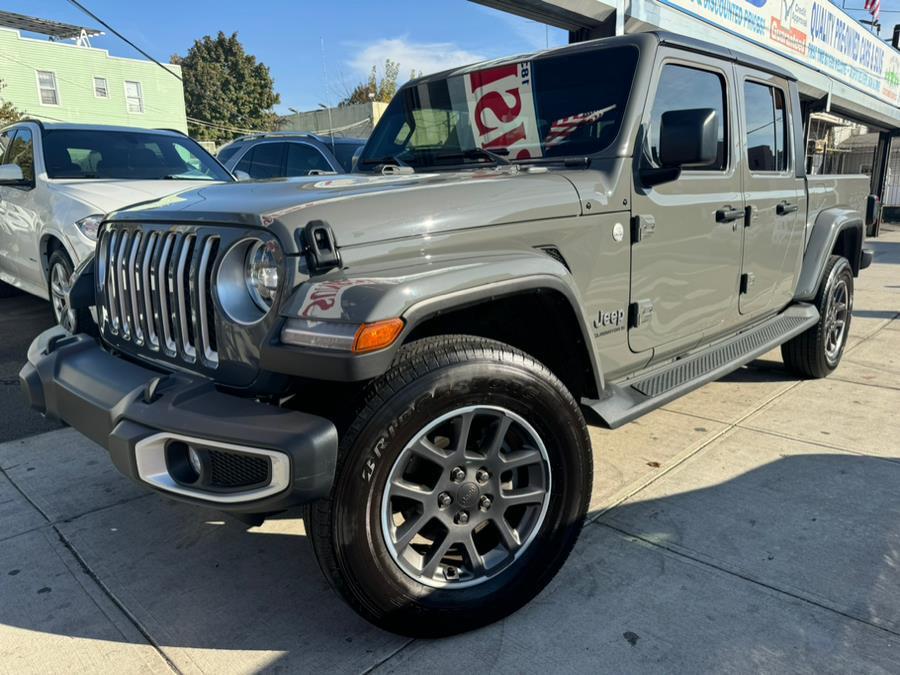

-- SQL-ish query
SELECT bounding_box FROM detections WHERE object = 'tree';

[340,59,401,106]
[171,32,280,143]
[0,79,23,127]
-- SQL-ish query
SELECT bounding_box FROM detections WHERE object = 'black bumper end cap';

[860,248,874,270]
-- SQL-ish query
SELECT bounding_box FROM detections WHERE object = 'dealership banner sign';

[660,0,900,106]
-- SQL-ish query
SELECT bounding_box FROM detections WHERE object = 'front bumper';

[19,327,338,514]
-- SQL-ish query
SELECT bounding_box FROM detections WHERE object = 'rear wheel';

[782,255,853,378]
[307,335,592,637]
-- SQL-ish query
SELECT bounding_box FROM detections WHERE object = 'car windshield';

[42,129,232,181]
[359,45,638,170]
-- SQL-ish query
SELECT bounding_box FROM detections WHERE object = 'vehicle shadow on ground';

[2,453,898,671]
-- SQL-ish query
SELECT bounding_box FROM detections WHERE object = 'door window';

[646,64,727,171]
[285,143,332,175]
[744,81,789,173]
[7,128,35,184]
[236,143,285,179]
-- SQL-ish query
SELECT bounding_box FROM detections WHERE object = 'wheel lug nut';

[479,495,492,511]
[455,511,469,525]
[438,492,452,508]
[444,566,459,580]
[476,469,490,483]
[450,467,466,482]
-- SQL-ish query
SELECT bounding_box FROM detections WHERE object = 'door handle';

[776,201,799,215]
[715,207,744,223]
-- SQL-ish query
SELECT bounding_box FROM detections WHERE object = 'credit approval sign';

[660,0,900,106]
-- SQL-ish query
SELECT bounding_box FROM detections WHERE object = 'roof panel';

[0,10,102,39]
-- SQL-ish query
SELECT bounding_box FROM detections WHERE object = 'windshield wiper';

[432,147,511,166]
[162,174,213,180]
[358,155,410,168]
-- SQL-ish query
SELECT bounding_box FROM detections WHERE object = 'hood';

[111,169,582,251]
[50,179,223,214]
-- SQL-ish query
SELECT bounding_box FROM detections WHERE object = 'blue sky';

[6,1,897,113]
[6,0,569,113]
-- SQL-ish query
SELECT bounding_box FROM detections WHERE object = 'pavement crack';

[359,638,416,674]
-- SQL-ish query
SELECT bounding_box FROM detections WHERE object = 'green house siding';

[0,27,187,132]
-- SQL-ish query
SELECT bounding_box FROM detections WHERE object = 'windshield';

[359,45,638,170]
[42,129,233,181]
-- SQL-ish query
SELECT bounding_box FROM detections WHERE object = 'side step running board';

[582,303,819,429]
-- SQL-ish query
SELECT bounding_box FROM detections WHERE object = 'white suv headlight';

[75,214,105,241]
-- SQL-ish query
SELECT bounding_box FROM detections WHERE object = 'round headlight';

[216,238,282,325]
[245,240,279,310]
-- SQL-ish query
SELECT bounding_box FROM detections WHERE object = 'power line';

[64,0,274,137]
[66,0,182,82]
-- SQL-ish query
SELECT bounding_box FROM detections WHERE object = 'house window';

[124,80,144,113]
[93,77,109,98]
[36,71,59,106]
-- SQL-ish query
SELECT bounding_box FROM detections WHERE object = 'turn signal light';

[353,318,405,353]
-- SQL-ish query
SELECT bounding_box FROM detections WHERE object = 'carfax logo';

[770,0,808,55]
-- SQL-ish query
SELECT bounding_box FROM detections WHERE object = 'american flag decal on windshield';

[543,104,616,147]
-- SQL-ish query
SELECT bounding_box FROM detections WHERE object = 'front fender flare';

[265,252,604,391]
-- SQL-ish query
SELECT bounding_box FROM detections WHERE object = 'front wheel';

[47,248,90,334]
[307,335,592,637]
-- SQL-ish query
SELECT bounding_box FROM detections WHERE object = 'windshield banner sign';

[464,63,544,159]
[659,0,900,106]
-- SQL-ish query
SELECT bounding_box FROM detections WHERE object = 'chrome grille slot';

[116,230,132,339]
[99,225,219,367]
[140,233,159,349]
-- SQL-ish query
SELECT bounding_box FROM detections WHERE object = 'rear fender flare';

[795,208,863,301]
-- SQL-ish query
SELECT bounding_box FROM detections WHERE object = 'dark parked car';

[217,132,364,178]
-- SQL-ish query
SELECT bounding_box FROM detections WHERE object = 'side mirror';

[233,169,251,182]
[0,163,25,185]
[641,108,718,188]
[659,108,718,168]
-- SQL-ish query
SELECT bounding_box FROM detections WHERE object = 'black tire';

[782,255,853,378]
[47,248,91,334]
[307,335,592,637]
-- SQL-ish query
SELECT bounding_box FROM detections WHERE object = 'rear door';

[629,53,744,354]
[234,142,287,179]
[736,69,805,315]
[285,142,335,176]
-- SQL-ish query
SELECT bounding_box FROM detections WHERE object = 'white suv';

[0,121,233,329]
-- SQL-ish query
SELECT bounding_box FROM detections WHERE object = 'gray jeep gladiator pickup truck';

[20,31,875,636]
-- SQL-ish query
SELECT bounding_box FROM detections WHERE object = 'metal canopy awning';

[472,0,900,130]
[0,10,102,40]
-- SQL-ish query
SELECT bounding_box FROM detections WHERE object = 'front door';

[629,54,744,354]
[736,69,805,315]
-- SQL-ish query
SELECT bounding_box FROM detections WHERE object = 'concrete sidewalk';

[1,229,897,674]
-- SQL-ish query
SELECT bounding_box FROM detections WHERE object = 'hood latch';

[299,220,341,274]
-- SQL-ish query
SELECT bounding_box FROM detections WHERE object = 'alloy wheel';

[381,405,551,589]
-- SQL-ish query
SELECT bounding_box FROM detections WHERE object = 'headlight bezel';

[216,237,282,325]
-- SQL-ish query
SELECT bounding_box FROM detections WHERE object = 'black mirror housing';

[659,108,718,168]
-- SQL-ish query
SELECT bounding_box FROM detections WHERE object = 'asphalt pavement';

[0,227,897,673]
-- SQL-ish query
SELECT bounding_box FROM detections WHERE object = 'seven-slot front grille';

[98,225,220,367]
